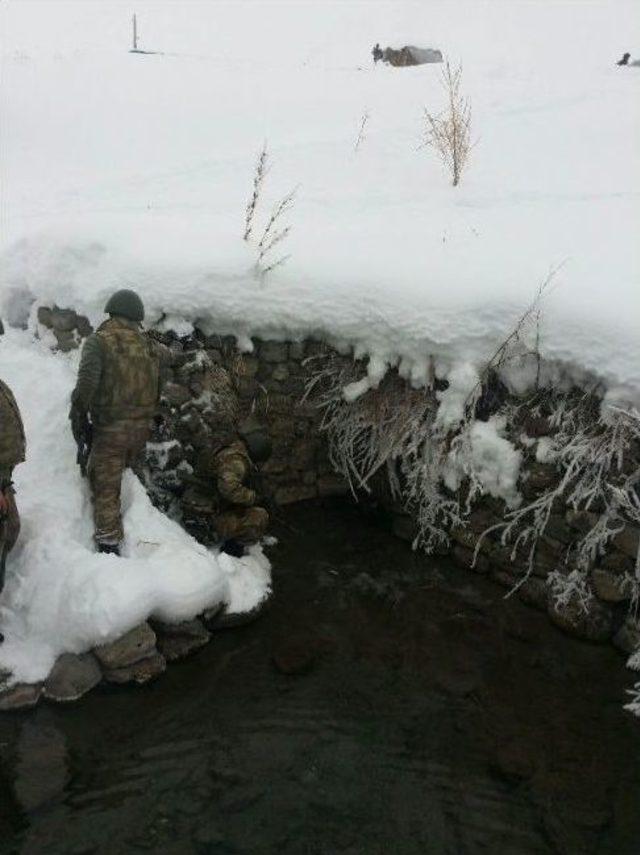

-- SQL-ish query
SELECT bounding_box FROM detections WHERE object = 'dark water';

[0,500,639,855]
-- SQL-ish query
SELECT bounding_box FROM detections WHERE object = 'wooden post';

[132,13,138,52]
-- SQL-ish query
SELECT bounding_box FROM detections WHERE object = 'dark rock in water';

[44,653,102,702]
[272,640,316,675]
[158,634,210,662]
[94,623,157,670]
[153,618,211,662]
[103,652,166,685]
[490,739,537,784]
[612,616,640,655]
[152,617,209,638]
[547,594,613,642]
[0,682,42,711]
[207,594,272,630]
[392,513,416,543]
[517,576,548,610]
[591,567,631,603]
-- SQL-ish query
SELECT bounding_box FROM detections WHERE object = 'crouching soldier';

[182,417,272,557]
[0,378,26,633]
[69,289,164,556]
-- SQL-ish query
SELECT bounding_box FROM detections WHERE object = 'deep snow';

[1,0,639,402]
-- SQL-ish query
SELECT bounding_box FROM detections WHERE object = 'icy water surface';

[0,499,639,855]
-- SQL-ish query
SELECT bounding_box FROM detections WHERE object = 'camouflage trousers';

[182,487,268,547]
[0,487,20,593]
[88,419,150,546]
[214,506,269,546]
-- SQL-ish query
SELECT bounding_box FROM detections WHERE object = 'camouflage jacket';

[194,440,256,507]
[0,379,26,483]
[72,317,168,425]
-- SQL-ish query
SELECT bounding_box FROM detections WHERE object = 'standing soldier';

[182,416,272,557]
[0,376,26,636]
[69,289,163,556]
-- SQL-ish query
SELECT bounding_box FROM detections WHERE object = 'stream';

[0,499,639,854]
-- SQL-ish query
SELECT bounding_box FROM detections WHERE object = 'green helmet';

[239,416,272,464]
[104,289,145,322]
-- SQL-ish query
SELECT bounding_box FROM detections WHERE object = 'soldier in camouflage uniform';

[69,289,165,555]
[0,377,26,607]
[182,417,272,556]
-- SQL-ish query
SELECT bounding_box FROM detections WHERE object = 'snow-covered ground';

[0,1,638,686]
[1,0,639,400]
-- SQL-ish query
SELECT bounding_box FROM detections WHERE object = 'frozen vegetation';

[0,1,638,697]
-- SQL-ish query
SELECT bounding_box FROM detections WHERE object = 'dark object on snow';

[383,45,443,67]
[105,289,145,323]
[70,408,93,477]
[617,52,631,66]
[372,43,383,63]
[98,542,121,556]
[220,538,245,558]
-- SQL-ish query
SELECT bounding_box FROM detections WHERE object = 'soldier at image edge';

[69,289,168,557]
[0,365,27,642]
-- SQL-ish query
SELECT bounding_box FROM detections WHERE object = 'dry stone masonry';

[5,302,635,711]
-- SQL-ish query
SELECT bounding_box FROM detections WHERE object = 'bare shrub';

[303,351,463,550]
[243,142,268,242]
[423,60,472,187]
[353,111,370,153]
[242,143,296,278]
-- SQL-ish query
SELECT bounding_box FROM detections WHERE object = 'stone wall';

[35,304,640,658]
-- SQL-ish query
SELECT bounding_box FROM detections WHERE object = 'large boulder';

[44,653,102,702]
[153,618,211,662]
[94,622,157,670]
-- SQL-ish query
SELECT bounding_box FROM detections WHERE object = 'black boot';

[220,538,245,558]
[98,543,121,556]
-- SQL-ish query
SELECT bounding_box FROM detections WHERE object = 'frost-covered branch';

[354,111,370,153]
[242,144,297,278]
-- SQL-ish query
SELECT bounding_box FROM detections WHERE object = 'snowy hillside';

[1,0,639,401]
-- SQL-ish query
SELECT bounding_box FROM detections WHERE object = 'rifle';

[251,468,300,534]
[70,407,93,477]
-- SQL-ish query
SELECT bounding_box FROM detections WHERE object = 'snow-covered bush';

[423,60,472,187]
